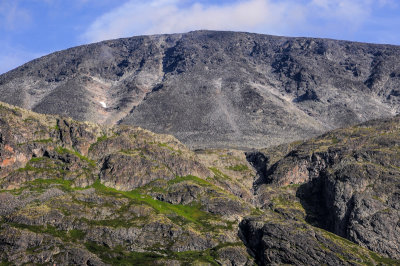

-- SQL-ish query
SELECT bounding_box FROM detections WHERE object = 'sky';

[1,0,400,74]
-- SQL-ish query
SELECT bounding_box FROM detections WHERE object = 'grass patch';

[10,223,68,240]
[69,229,86,241]
[17,138,54,146]
[15,157,68,178]
[84,241,237,265]
[33,138,53,144]
[167,175,212,187]
[209,167,230,180]
[369,251,400,265]
[226,164,249,172]
[10,223,87,243]
[331,136,340,144]
[55,146,96,168]
[85,242,165,265]
[157,142,183,155]
[5,178,86,194]
[92,181,215,228]
[80,217,140,228]
[97,135,108,142]
[29,157,46,163]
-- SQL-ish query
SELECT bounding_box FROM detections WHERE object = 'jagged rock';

[216,246,252,266]
[258,116,400,259]
[240,217,364,265]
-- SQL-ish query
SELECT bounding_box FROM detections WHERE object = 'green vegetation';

[5,178,86,194]
[85,241,245,265]
[369,251,400,265]
[85,242,165,265]
[68,229,86,241]
[96,135,108,143]
[17,138,54,146]
[34,138,53,143]
[92,180,215,228]
[9,223,78,242]
[226,164,249,171]
[16,158,67,176]
[80,217,141,228]
[209,167,230,180]
[331,136,340,144]
[318,228,400,265]
[157,142,183,155]
[55,146,96,167]
[167,175,211,187]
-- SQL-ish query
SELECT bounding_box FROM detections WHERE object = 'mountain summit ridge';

[1,30,400,149]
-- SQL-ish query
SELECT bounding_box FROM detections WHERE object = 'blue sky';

[1,0,400,74]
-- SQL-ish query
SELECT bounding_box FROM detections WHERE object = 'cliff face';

[246,115,400,262]
[0,102,399,265]
[1,31,400,149]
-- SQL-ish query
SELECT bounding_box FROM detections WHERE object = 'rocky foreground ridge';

[0,102,399,265]
[1,31,400,149]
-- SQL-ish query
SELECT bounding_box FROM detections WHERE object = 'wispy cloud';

[0,42,43,74]
[82,0,306,42]
[81,0,390,43]
[0,0,32,31]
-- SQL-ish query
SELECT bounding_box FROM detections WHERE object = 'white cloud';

[82,0,306,42]
[0,42,43,74]
[0,0,32,31]
[81,0,392,43]
[310,0,371,28]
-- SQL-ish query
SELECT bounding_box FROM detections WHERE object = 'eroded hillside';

[1,31,400,149]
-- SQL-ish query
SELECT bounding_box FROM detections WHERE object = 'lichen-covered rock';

[239,216,384,266]
[0,102,254,265]
[257,115,400,259]
[1,101,399,265]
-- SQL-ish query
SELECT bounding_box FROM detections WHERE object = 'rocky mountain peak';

[1,31,400,149]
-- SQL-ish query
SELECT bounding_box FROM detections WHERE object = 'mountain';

[0,102,399,265]
[1,30,400,149]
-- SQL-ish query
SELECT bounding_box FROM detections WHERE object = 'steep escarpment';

[1,31,400,149]
[247,116,400,261]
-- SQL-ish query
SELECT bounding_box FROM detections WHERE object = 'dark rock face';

[256,116,400,259]
[240,217,358,266]
[1,31,400,149]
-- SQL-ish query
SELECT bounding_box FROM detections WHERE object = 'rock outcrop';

[250,116,400,261]
[0,102,399,265]
[0,102,254,265]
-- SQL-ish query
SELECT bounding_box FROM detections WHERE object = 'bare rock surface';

[251,115,400,260]
[1,31,400,149]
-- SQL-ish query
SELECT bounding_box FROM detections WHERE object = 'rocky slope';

[1,31,400,149]
[245,115,400,263]
[0,102,399,265]
[0,102,255,265]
